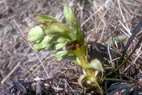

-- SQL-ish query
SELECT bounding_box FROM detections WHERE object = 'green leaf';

[35,15,57,22]
[43,22,73,40]
[55,50,68,57]
[57,37,68,43]
[43,22,70,34]
[56,56,63,61]
[63,4,83,42]
[87,59,104,72]
[63,3,76,28]
[65,55,77,63]
[55,42,67,50]
[54,50,68,61]
[28,26,44,43]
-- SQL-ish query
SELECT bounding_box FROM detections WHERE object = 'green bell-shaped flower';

[33,43,41,52]
[33,36,53,52]
[40,36,53,48]
[28,26,45,43]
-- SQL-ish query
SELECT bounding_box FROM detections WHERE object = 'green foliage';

[53,50,68,61]
[27,3,142,94]
[27,3,107,94]
[63,3,84,43]
[28,4,104,94]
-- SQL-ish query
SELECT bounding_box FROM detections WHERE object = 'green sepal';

[87,59,104,72]
[78,74,87,88]
[78,75,99,88]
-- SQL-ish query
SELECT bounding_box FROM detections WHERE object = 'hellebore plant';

[28,4,104,94]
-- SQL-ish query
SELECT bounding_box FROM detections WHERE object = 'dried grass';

[0,0,141,94]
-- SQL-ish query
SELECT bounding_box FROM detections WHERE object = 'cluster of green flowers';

[28,4,104,94]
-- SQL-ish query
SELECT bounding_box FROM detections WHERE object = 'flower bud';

[28,26,44,43]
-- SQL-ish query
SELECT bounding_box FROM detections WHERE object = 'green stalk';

[77,49,103,94]
[104,78,132,83]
